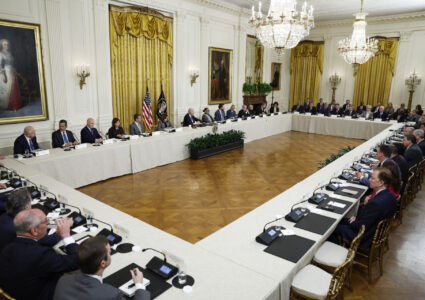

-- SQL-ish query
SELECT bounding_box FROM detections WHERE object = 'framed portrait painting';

[0,19,48,125]
[270,62,281,91]
[208,47,233,104]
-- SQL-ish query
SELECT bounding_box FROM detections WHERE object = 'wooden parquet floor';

[78,131,363,243]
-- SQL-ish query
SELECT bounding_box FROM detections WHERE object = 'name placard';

[75,143,87,150]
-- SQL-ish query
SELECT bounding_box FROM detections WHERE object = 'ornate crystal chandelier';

[338,0,378,65]
[249,0,314,55]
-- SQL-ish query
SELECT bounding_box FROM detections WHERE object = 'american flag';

[142,87,153,131]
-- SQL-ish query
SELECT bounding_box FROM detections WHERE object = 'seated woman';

[157,114,173,131]
[269,102,279,113]
[107,118,124,139]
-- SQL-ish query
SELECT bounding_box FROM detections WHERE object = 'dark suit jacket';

[392,154,409,185]
[322,107,331,116]
[373,111,388,120]
[226,109,236,119]
[214,109,226,121]
[238,109,250,118]
[0,213,61,252]
[352,189,397,248]
[344,110,357,117]
[52,130,76,148]
[0,237,78,300]
[182,114,200,127]
[303,102,311,111]
[342,104,350,111]
[54,273,150,300]
[307,106,317,114]
[417,139,425,156]
[13,134,39,154]
[107,127,124,139]
[291,105,304,113]
[269,107,279,114]
[81,126,102,143]
[0,194,7,214]
[356,105,366,114]
[331,108,343,116]
[317,103,324,112]
[403,144,423,169]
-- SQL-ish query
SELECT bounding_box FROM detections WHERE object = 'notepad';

[328,201,346,209]
[340,188,358,195]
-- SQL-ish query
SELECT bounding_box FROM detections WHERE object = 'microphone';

[263,216,285,232]
[60,201,82,215]
[88,216,114,232]
[291,198,310,212]
[142,248,167,262]
[21,176,38,189]
[39,187,57,201]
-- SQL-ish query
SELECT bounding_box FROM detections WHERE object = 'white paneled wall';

[0,0,424,154]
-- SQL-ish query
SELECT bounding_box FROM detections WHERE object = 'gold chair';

[0,288,15,300]
[290,250,355,300]
[415,159,425,191]
[354,218,392,283]
[313,225,365,291]
[404,173,415,206]
[408,165,418,197]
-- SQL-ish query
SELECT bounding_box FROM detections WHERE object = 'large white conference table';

[2,115,403,299]
[17,113,395,188]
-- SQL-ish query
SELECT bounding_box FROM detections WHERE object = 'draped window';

[353,38,398,108]
[109,5,173,132]
[289,41,324,109]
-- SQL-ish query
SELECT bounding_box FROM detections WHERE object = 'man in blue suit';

[0,209,78,300]
[330,168,397,248]
[13,126,39,155]
[81,118,103,144]
[226,104,237,119]
[52,120,78,148]
[316,98,324,113]
[215,104,226,121]
[182,108,201,126]
[0,188,60,251]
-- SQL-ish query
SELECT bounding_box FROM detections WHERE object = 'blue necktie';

[62,132,69,144]
[29,139,35,151]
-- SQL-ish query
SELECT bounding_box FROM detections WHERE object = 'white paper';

[237,118,242,122]
[75,143,87,150]
[119,278,150,297]
[293,112,300,115]
[305,112,311,116]
[340,188,358,195]
[152,131,160,136]
[129,135,139,140]
[47,212,60,219]
[330,115,338,118]
[176,128,183,132]
[0,179,8,184]
[35,149,50,156]
[311,208,324,215]
[0,187,13,194]
[72,225,88,234]
[328,201,346,209]
[31,199,40,205]
[280,229,295,236]
[103,139,114,145]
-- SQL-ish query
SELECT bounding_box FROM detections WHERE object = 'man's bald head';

[86,118,95,129]
[14,208,47,240]
[24,126,35,138]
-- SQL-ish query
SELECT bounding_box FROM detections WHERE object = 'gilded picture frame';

[208,47,233,104]
[0,19,48,125]
[271,62,281,91]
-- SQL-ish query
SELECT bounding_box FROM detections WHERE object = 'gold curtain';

[109,5,173,132]
[352,38,398,108]
[289,41,324,109]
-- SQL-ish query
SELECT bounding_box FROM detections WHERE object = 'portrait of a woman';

[0,39,22,111]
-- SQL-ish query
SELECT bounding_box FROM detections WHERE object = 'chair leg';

[379,246,385,277]
[368,249,375,284]
[345,265,353,292]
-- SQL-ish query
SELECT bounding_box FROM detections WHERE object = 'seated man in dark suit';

[342,99,351,111]
[344,105,357,117]
[329,168,397,248]
[390,144,409,193]
[269,102,279,114]
[52,120,78,148]
[322,103,331,116]
[373,106,388,120]
[214,104,226,121]
[0,188,61,252]
[54,236,150,300]
[303,98,311,112]
[291,101,304,113]
[0,209,78,300]
[248,104,256,115]
[413,129,425,156]
[13,126,39,155]
[403,134,423,169]
[81,118,103,143]
[356,101,366,115]
[316,98,324,113]
[306,102,317,114]
[372,102,382,114]
[226,104,237,119]
[183,108,200,126]
[331,104,343,116]
[257,102,268,115]
[0,183,7,214]
[238,105,250,118]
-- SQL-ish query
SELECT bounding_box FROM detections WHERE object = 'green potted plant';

[242,83,256,95]
[188,130,246,159]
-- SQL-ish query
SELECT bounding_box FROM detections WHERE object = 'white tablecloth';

[291,114,394,139]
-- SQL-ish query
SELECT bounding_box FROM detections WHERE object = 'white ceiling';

[223,0,425,21]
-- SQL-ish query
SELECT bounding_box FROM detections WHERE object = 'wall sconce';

[405,70,421,111]
[76,64,90,90]
[329,72,341,101]
[190,67,199,87]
